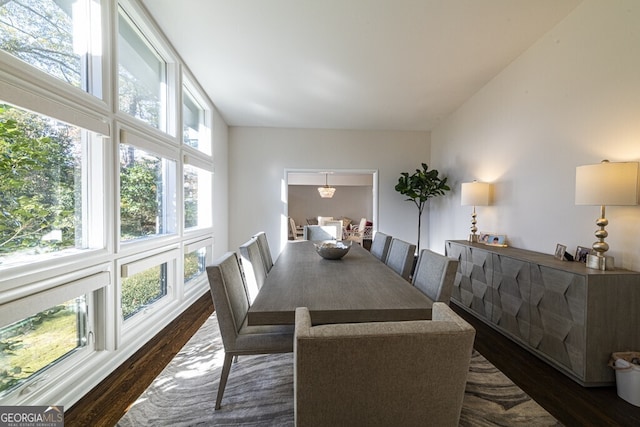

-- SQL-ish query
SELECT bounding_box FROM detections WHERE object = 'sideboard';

[445,240,640,386]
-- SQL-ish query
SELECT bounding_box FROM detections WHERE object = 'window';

[118,7,166,130]
[120,250,177,320]
[183,163,212,230]
[119,142,177,241]
[183,239,212,285]
[0,102,104,268]
[0,0,103,97]
[121,264,167,319]
[182,83,211,155]
[0,0,214,408]
[0,296,88,396]
[183,247,205,284]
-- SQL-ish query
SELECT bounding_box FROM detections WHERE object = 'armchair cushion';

[294,303,475,426]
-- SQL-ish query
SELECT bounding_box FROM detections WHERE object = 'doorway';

[284,169,378,244]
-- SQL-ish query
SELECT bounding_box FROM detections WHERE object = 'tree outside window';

[0,104,81,262]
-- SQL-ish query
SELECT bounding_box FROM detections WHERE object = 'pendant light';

[318,173,336,198]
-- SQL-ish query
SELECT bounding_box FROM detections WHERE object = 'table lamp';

[461,181,490,243]
[575,160,639,270]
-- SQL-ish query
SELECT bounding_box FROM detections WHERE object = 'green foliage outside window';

[0,300,84,394]
[0,0,82,89]
[121,265,167,319]
[120,155,161,240]
[184,250,204,283]
[0,104,78,256]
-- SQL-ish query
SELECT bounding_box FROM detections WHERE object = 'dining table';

[247,240,433,325]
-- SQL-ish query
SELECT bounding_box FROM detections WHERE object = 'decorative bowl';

[313,240,352,260]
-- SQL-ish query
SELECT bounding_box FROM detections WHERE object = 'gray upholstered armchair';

[294,303,475,426]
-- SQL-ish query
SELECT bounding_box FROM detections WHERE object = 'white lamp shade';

[575,161,639,206]
[461,182,490,206]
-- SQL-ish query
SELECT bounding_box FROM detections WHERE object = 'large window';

[183,163,212,230]
[0,102,103,268]
[120,143,177,241]
[0,0,103,96]
[182,83,210,155]
[0,0,214,408]
[118,7,166,130]
[0,296,88,396]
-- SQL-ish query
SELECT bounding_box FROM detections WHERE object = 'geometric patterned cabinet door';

[446,240,640,386]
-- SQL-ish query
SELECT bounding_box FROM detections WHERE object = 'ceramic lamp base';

[586,253,614,270]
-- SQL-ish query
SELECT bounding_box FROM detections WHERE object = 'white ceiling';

[141,0,581,131]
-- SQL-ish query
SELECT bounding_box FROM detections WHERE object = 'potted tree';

[394,163,450,254]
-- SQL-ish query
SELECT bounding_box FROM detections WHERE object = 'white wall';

[229,128,429,256]
[212,107,230,258]
[429,0,640,271]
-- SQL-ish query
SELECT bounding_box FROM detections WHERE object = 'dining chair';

[206,252,294,410]
[238,237,267,302]
[294,303,476,426]
[303,225,339,241]
[412,249,459,304]
[252,231,273,273]
[344,217,367,245]
[384,238,416,281]
[369,231,392,261]
[289,217,303,240]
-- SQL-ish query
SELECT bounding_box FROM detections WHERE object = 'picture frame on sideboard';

[575,246,592,263]
[554,243,567,260]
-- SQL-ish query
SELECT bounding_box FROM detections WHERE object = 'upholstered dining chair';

[303,225,339,241]
[412,249,459,304]
[238,237,267,302]
[252,231,273,273]
[206,252,294,410]
[369,231,392,261]
[384,238,416,281]
[294,303,476,426]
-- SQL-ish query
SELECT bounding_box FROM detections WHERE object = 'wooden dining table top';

[247,240,433,325]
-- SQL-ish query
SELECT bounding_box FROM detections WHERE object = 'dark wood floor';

[451,303,640,426]
[64,293,214,427]
[65,292,640,426]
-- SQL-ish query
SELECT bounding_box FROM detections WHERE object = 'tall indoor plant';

[395,163,450,253]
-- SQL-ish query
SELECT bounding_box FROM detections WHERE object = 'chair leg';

[215,353,234,410]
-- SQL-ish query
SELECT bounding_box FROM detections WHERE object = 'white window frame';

[182,237,213,296]
[183,154,214,232]
[0,264,111,405]
[118,127,180,251]
[117,0,178,137]
[182,74,212,156]
[117,248,179,347]
[0,83,110,290]
[0,0,215,410]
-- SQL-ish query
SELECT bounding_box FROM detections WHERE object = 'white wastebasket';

[610,352,640,407]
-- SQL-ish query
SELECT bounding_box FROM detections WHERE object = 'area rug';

[118,314,561,426]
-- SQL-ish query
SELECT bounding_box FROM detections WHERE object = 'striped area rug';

[118,314,561,426]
